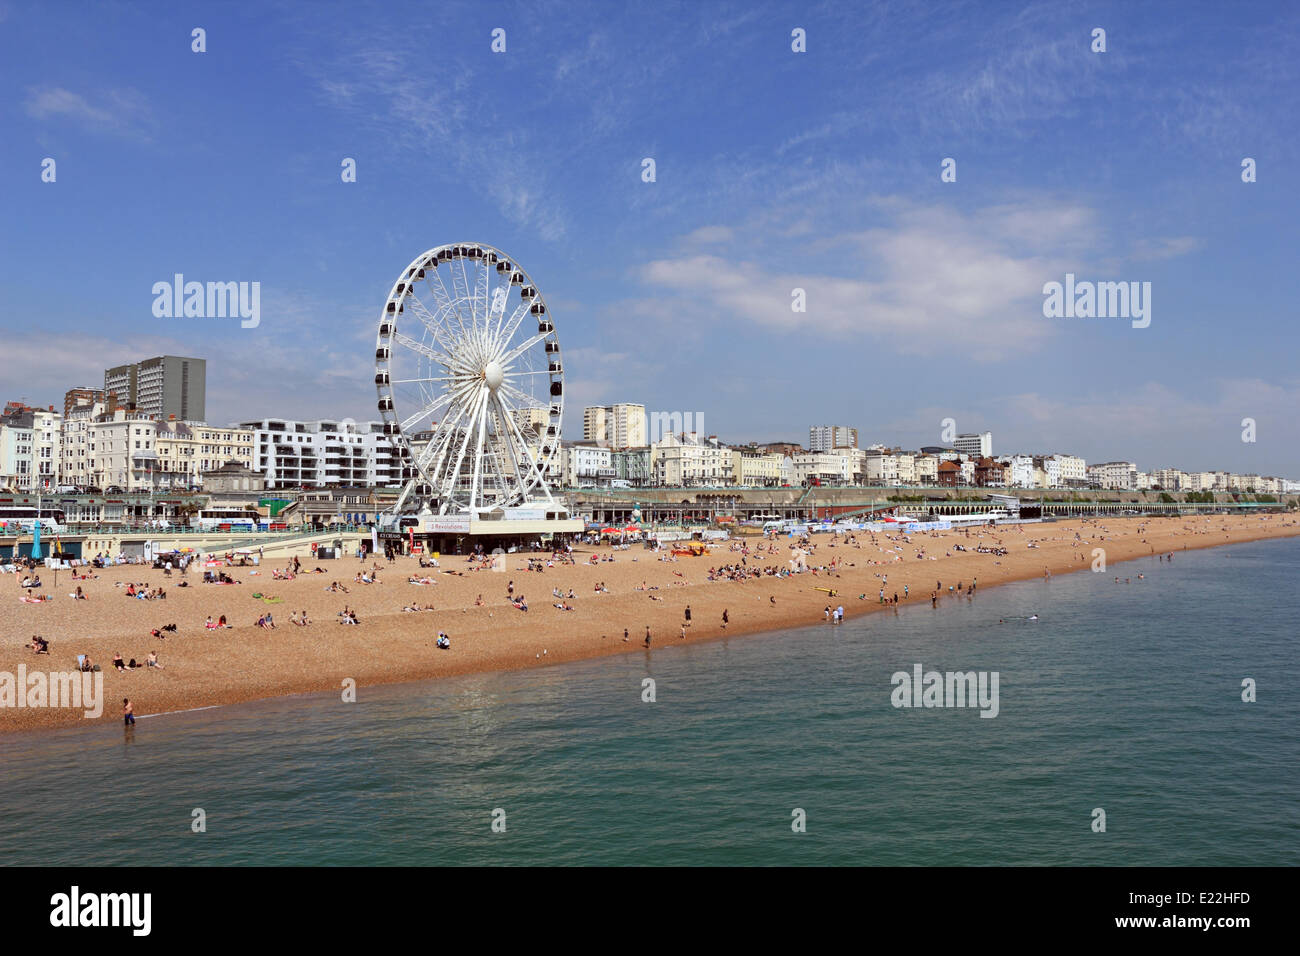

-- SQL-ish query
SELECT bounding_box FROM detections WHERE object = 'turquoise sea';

[1,538,1297,866]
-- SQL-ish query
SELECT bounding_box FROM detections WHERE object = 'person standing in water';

[123,698,135,726]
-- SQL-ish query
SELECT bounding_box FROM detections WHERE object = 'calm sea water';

[2,538,1297,866]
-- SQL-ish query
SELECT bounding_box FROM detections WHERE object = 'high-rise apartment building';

[583,404,646,448]
[105,355,206,421]
[954,431,992,458]
[809,425,858,453]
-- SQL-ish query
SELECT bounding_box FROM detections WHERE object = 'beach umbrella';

[31,520,43,560]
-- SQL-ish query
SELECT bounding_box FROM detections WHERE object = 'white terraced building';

[0,404,61,491]
[1088,461,1138,490]
[650,432,730,486]
[239,418,406,490]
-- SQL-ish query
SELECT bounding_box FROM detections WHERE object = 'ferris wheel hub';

[482,360,504,391]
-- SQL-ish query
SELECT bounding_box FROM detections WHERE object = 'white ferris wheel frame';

[374,243,563,516]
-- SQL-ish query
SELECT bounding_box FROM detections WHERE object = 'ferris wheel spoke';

[473,259,490,329]
[487,270,510,345]
[499,380,543,410]
[491,393,530,495]
[392,376,458,386]
[469,389,492,509]
[399,388,457,433]
[392,330,461,373]
[410,379,478,455]
[497,390,548,487]
[500,331,547,367]
[405,294,467,363]
[444,386,488,501]
[492,301,531,355]
[424,267,472,346]
[451,257,473,326]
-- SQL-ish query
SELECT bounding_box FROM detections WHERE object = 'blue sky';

[2,0,1298,476]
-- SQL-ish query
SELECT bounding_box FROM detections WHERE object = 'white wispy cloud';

[24,86,155,140]
[638,198,1097,358]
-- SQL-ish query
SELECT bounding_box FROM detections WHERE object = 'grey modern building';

[104,355,206,421]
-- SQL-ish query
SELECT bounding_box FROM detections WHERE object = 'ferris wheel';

[375,243,563,516]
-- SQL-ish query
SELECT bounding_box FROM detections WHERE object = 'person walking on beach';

[644,626,652,648]
[684,605,692,628]
[123,698,135,726]
[721,609,728,630]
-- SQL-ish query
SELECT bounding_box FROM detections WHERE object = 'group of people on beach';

[123,582,166,600]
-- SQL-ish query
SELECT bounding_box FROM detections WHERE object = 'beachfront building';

[954,431,992,458]
[104,355,206,422]
[1003,455,1036,489]
[791,451,857,486]
[0,403,61,491]
[865,450,915,486]
[650,432,730,487]
[611,446,652,486]
[151,420,256,491]
[562,441,615,488]
[842,447,871,483]
[60,399,106,491]
[913,453,938,485]
[239,418,404,490]
[809,425,858,453]
[732,449,785,487]
[1227,473,1266,492]
[91,407,161,490]
[1151,468,1185,491]
[0,415,33,491]
[1040,454,1087,488]
[1088,461,1138,490]
[1047,454,1088,487]
[973,457,1006,487]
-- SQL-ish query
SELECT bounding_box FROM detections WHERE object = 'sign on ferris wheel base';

[411,514,584,537]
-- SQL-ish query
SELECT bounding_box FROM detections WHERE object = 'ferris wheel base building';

[386,509,585,554]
